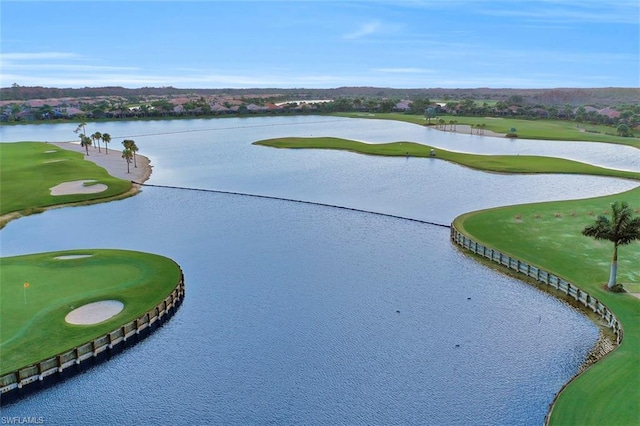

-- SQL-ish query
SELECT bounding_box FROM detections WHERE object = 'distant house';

[246,104,268,113]
[266,103,282,112]
[210,103,232,114]
[26,99,47,108]
[45,106,85,118]
[171,97,191,106]
[393,101,411,112]
[597,107,621,119]
[530,107,549,118]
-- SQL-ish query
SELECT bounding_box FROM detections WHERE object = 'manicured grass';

[333,112,640,148]
[0,142,131,217]
[455,188,640,426]
[0,249,182,375]
[255,135,640,425]
[253,137,640,181]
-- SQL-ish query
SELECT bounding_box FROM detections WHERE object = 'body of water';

[1,117,637,425]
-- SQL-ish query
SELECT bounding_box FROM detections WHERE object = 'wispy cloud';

[480,1,639,24]
[5,64,139,72]
[0,52,81,61]
[343,21,381,40]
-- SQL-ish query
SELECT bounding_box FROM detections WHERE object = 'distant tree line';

[3,84,639,105]
[3,93,638,137]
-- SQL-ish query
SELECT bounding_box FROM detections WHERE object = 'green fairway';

[0,249,182,375]
[0,142,132,220]
[455,188,640,426]
[255,135,640,425]
[333,112,640,148]
[254,137,640,181]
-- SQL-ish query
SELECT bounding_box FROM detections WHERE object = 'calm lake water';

[1,117,638,425]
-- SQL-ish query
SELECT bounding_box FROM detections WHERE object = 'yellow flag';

[24,282,29,288]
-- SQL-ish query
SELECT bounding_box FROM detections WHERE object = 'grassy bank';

[0,249,182,375]
[333,112,640,148]
[255,135,640,425]
[254,137,640,181]
[455,188,640,426]
[0,142,131,222]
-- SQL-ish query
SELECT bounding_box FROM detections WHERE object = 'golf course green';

[255,135,640,425]
[0,142,183,388]
[0,142,133,227]
[0,249,182,375]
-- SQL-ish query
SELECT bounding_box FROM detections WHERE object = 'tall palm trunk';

[608,244,618,288]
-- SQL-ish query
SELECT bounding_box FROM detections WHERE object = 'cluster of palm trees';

[121,139,138,173]
[73,120,138,173]
[432,119,488,135]
[435,119,458,131]
[471,123,488,135]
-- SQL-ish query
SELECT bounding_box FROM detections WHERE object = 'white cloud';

[343,21,381,39]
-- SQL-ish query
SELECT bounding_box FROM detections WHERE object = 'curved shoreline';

[0,269,185,400]
[449,224,623,424]
[0,143,152,229]
[48,142,152,183]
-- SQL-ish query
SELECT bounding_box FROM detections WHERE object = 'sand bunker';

[65,300,124,325]
[50,180,108,196]
[54,254,93,260]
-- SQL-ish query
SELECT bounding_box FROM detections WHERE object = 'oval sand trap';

[50,180,108,196]
[65,300,124,325]
[54,254,93,260]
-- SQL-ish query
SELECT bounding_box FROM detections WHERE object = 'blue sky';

[1,0,638,89]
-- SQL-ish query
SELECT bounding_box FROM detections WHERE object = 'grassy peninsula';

[0,142,132,225]
[254,137,640,180]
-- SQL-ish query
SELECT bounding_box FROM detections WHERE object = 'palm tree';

[123,139,139,168]
[74,119,87,138]
[102,133,111,154]
[582,201,640,289]
[91,131,102,153]
[122,147,133,173]
[79,134,92,155]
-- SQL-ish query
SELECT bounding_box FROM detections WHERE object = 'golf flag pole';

[24,282,29,304]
